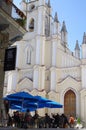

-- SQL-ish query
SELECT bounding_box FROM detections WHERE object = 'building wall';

[0,0,13,15]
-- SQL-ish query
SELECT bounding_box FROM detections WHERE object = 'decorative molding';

[48,90,59,95]
[57,75,81,84]
[18,76,33,84]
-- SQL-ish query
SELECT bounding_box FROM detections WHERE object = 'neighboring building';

[3,0,86,125]
[0,0,27,115]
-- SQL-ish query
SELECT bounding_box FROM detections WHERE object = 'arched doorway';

[64,90,76,116]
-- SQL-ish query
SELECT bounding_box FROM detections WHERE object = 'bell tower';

[21,0,51,36]
[21,0,52,91]
[21,0,45,34]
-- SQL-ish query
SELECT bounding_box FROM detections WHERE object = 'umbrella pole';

[21,99,24,112]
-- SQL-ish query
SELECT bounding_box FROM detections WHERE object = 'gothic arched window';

[45,16,49,36]
[26,45,33,65]
[29,18,34,32]
[27,49,31,64]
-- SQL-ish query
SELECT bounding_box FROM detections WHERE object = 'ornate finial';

[54,12,59,22]
[61,21,67,32]
[75,40,80,50]
[82,32,86,44]
[48,0,51,7]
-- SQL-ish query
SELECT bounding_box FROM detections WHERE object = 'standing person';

[12,111,20,127]
[69,115,75,128]
[61,114,71,128]
[24,109,32,128]
[44,113,51,128]
[33,110,39,128]
[52,113,60,128]
[7,113,12,126]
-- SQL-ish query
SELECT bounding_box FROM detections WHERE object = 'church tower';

[81,32,86,89]
[21,0,51,36]
[81,32,86,122]
[20,0,52,90]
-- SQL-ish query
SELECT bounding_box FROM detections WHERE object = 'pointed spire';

[61,21,67,32]
[75,40,80,50]
[54,12,59,23]
[48,0,51,7]
[82,32,86,44]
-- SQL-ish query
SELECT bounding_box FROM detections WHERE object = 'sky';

[13,0,86,51]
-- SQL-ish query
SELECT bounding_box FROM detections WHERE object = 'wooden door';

[64,90,76,116]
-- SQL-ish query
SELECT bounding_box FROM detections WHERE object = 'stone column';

[33,65,45,90]
[50,67,57,91]
[36,36,45,65]
[7,70,18,93]
[37,0,45,35]
[51,36,58,66]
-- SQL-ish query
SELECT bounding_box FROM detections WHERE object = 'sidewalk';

[0,127,86,130]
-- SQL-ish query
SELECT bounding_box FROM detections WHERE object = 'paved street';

[0,128,86,130]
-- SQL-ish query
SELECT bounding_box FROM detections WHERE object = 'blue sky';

[13,0,86,51]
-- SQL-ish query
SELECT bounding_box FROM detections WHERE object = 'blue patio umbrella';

[7,91,37,101]
[3,93,63,111]
[3,91,38,112]
[3,91,38,103]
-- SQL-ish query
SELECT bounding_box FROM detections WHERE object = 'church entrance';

[64,90,76,116]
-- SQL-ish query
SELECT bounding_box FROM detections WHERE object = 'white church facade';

[3,0,86,125]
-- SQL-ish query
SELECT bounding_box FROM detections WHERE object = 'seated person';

[69,115,75,128]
